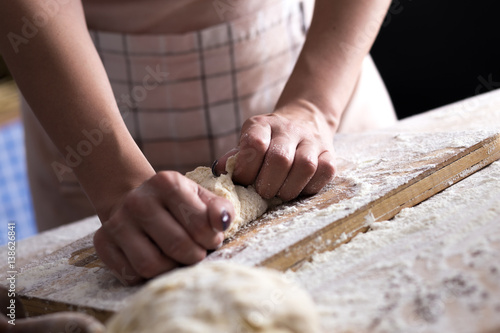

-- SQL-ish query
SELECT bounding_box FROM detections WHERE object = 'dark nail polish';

[221,209,230,231]
[211,159,219,177]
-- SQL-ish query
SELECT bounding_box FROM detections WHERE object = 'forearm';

[0,0,155,220]
[276,0,391,131]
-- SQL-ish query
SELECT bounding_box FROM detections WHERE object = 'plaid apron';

[88,0,312,173]
[22,0,396,229]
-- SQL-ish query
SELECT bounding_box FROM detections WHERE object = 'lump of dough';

[106,262,322,333]
[185,155,269,238]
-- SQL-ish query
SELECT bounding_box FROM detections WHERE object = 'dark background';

[370,0,500,119]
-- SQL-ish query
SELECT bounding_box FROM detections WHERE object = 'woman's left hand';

[215,100,337,201]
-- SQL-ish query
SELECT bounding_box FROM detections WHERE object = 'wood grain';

[207,131,500,270]
[259,132,500,271]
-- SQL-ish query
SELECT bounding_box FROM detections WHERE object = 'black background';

[370,0,500,119]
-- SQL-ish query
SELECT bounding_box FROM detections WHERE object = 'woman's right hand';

[93,171,234,285]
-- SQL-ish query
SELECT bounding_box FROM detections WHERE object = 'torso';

[82,0,279,34]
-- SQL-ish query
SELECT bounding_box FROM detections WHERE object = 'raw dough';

[185,156,269,238]
[106,262,322,333]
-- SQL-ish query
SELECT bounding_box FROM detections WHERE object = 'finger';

[277,141,319,201]
[213,147,239,176]
[151,173,223,249]
[139,209,208,266]
[198,185,235,234]
[93,229,143,285]
[255,136,297,199]
[302,150,336,195]
[233,117,271,185]
[119,228,179,279]
[100,211,180,279]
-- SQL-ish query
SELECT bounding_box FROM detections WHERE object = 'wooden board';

[15,130,500,322]
[208,131,500,270]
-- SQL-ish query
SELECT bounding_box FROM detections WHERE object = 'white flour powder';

[288,161,500,332]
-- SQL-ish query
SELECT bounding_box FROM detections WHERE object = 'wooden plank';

[14,130,500,321]
[207,131,500,270]
[295,153,500,333]
[258,132,500,271]
[17,233,140,321]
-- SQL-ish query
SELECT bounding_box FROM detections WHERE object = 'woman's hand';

[215,100,336,201]
[212,0,393,202]
[93,172,234,285]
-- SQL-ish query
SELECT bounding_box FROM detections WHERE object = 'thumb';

[212,147,239,176]
[197,185,235,233]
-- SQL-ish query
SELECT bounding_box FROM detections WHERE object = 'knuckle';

[164,235,206,264]
[283,122,297,134]
[319,157,336,179]
[151,171,182,192]
[135,258,159,279]
[164,236,191,261]
[241,116,263,133]
[247,114,268,126]
[295,154,318,177]
[241,134,268,154]
[270,146,293,167]
[103,214,125,236]
[177,202,202,227]
[277,151,293,165]
[122,190,152,218]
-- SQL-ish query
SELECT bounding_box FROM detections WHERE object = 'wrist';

[273,98,339,136]
[68,123,156,222]
[275,96,340,134]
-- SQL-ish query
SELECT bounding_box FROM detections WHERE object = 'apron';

[22,0,396,230]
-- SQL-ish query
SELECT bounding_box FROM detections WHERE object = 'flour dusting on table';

[208,131,498,267]
[287,161,500,332]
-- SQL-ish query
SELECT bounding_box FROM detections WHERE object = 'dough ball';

[106,263,322,333]
[185,155,269,238]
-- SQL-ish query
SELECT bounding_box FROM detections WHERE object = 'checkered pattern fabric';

[0,120,37,244]
[89,0,309,173]
[21,0,316,229]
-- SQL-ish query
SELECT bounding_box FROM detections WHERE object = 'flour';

[0,216,101,281]
[207,131,497,268]
[13,233,139,314]
[287,161,500,333]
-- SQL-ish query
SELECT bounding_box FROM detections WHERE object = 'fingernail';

[211,159,219,177]
[221,209,231,231]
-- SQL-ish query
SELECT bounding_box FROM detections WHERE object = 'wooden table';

[1,89,500,332]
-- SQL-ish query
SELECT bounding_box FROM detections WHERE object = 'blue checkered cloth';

[0,119,37,245]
